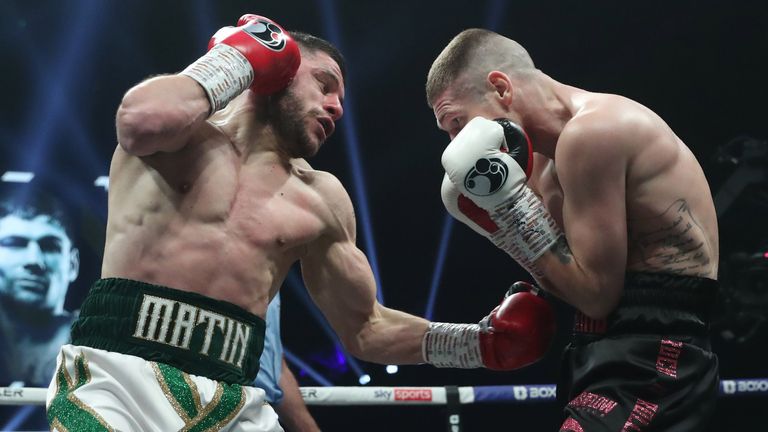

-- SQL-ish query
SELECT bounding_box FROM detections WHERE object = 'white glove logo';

[464,157,509,196]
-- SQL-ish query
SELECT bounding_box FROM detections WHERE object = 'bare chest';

[153,157,329,258]
[225,178,326,252]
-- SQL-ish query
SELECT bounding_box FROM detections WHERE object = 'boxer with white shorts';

[47,14,557,431]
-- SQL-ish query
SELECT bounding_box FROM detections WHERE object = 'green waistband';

[71,278,265,385]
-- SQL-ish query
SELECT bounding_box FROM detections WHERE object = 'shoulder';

[566,95,660,144]
[556,94,665,168]
[291,159,350,203]
[291,159,357,239]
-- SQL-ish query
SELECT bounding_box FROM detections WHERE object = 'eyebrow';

[317,68,344,105]
[436,112,448,130]
[433,98,456,131]
[0,234,64,246]
[436,110,455,132]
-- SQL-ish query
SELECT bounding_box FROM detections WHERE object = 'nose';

[22,242,46,272]
[323,94,343,121]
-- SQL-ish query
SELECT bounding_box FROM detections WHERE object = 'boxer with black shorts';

[428,29,719,431]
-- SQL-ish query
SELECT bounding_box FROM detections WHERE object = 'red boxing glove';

[478,281,556,370]
[180,14,301,113]
[208,14,300,95]
[423,281,556,370]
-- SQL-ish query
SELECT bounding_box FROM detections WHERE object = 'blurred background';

[1,0,767,430]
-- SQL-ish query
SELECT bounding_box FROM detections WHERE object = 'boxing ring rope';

[2,379,767,406]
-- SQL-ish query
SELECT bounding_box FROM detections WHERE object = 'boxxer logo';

[464,157,509,196]
[243,20,287,51]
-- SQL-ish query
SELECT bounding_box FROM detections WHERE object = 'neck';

[0,298,60,328]
[517,73,580,159]
[209,91,292,161]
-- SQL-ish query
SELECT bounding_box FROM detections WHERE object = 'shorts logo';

[622,398,658,432]
[243,20,286,51]
[464,158,508,196]
[132,294,252,370]
[567,391,618,416]
[656,339,683,379]
[559,418,585,432]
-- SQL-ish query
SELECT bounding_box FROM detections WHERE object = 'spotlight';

[1,171,34,183]
[386,365,398,374]
[94,176,109,191]
[358,374,371,385]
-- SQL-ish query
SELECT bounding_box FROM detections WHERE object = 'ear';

[486,71,513,107]
[68,247,80,283]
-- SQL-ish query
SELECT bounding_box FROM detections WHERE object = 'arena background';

[1,0,767,430]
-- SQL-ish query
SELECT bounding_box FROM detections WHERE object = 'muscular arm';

[301,179,429,364]
[116,74,211,156]
[274,359,320,432]
[534,120,630,318]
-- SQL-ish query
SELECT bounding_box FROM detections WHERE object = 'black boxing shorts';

[557,272,719,432]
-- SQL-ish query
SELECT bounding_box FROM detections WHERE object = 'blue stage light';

[285,269,370,383]
[5,1,106,177]
[484,0,509,32]
[424,213,455,321]
[15,1,107,173]
[315,0,385,305]
[284,348,334,387]
[0,405,35,432]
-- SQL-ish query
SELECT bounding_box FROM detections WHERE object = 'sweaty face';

[271,51,345,158]
[432,87,513,141]
[0,215,78,313]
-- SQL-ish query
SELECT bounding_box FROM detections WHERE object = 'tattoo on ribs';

[628,199,711,276]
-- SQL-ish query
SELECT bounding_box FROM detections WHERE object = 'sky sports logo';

[394,388,432,401]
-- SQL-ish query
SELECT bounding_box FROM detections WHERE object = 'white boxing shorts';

[47,345,282,431]
[46,278,280,431]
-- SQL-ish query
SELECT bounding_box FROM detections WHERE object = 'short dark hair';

[0,188,74,239]
[426,28,535,107]
[290,31,347,83]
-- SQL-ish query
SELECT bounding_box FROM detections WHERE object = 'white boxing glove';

[440,117,562,279]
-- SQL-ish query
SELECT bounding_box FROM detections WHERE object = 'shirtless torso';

[528,91,718,311]
[101,47,428,363]
[103,121,339,319]
[429,29,721,431]
[433,74,719,317]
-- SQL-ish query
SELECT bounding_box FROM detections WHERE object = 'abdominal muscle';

[102,219,285,319]
[101,148,326,319]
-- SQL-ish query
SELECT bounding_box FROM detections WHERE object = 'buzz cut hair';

[425,28,535,107]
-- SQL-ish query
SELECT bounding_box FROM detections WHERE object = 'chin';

[287,138,320,159]
[301,143,321,158]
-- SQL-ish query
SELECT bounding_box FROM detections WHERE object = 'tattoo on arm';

[550,235,572,264]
